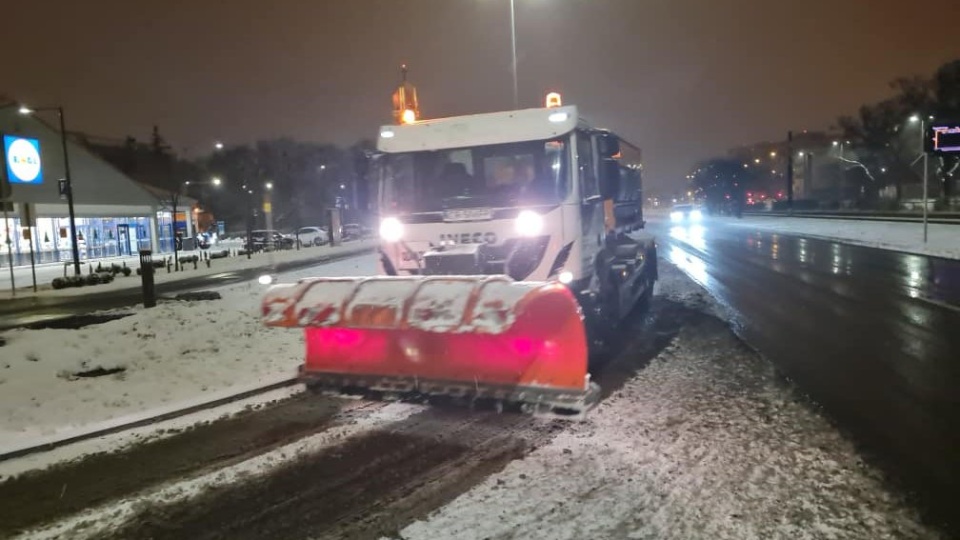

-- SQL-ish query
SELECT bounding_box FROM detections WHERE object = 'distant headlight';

[670,211,683,222]
[690,209,703,221]
[515,210,544,237]
[379,217,404,242]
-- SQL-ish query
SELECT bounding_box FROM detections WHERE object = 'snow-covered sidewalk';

[0,253,379,453]
[396,263,941,539]
[719,216,959,260]
[0,240,375,300]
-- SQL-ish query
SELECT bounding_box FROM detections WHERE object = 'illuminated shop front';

[2,104,192,268]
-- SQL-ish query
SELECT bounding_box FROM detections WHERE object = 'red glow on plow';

[304,328,390,369]
[326,328,363,347]
[510,337,538,357]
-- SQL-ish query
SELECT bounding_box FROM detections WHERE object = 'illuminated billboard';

[3,134,44,185]
[928,124,960,155]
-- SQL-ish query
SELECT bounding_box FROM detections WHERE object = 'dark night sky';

[7,0,958,193]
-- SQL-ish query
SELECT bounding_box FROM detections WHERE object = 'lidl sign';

[3,135,43,185]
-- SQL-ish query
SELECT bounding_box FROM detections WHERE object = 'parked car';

[341,223,371,241]
[247,230,295,251]
[295,226,329,247]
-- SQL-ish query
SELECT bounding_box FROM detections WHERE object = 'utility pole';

[509,0,518,109]
[921,117,928,243]
[57,107,81,276]
[786,131,794,212]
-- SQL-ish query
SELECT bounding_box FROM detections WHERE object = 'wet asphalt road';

[648,216,960,525]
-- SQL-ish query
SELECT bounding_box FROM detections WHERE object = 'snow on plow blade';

[262,276,599,416]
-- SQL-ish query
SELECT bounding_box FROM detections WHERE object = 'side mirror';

[354,151,375,179]
[599,159,620,200]
[597,133,621,159]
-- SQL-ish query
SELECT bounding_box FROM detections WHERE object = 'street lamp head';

[214,142,224,150]
[184,180,191,186]
[265,181,273,190]
[18,106,33,115]
[340,183,346,190]
[909,115,920,123]
[212,177,222,186]
[832,141,839,146]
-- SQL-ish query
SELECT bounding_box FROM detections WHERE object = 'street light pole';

[509,0,518,109]
[57,107,81,276]
[18,105,81,275]
[833,140,844,206]
[920,117,929,243]
[910,114,930,243]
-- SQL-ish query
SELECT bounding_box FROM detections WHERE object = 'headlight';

[258,274,274,285]
[515,210,544,237]
[379,217,404,242]
[690,209,703,221]
[670,211,683,222]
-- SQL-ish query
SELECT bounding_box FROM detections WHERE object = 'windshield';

[378,137,569,213]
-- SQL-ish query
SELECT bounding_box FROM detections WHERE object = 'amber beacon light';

[392,64,420,124]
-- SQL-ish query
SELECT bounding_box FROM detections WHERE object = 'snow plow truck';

[261,93,657,417]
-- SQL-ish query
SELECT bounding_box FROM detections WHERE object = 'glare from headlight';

[690,209,703,221]
[379,217,404,242]
[515,210,544,237]
[670,211,683,222]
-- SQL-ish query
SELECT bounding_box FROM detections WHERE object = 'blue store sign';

[3,135,43,185]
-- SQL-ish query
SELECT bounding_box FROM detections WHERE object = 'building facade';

[1,104,193,268]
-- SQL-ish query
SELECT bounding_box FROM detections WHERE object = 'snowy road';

[1,259,945,540]
[648,216,960,535]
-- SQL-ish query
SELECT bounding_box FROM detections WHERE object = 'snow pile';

[0,254,378,448]
[399,263,940,540]
[724,216,960,260]
[654,256,730,320]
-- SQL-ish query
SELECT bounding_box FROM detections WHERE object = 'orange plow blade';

[262,276,599,416]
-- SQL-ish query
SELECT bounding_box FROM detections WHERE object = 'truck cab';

[367,98,657,342]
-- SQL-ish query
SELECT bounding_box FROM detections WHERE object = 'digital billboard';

[929,125,960,155]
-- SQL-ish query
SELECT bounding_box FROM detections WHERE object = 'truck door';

[577,131,604,279]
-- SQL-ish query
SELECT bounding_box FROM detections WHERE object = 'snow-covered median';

[398,261,940,540]
[0,240,375,299]
[722,216,959,260]
[0,254,378,451]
